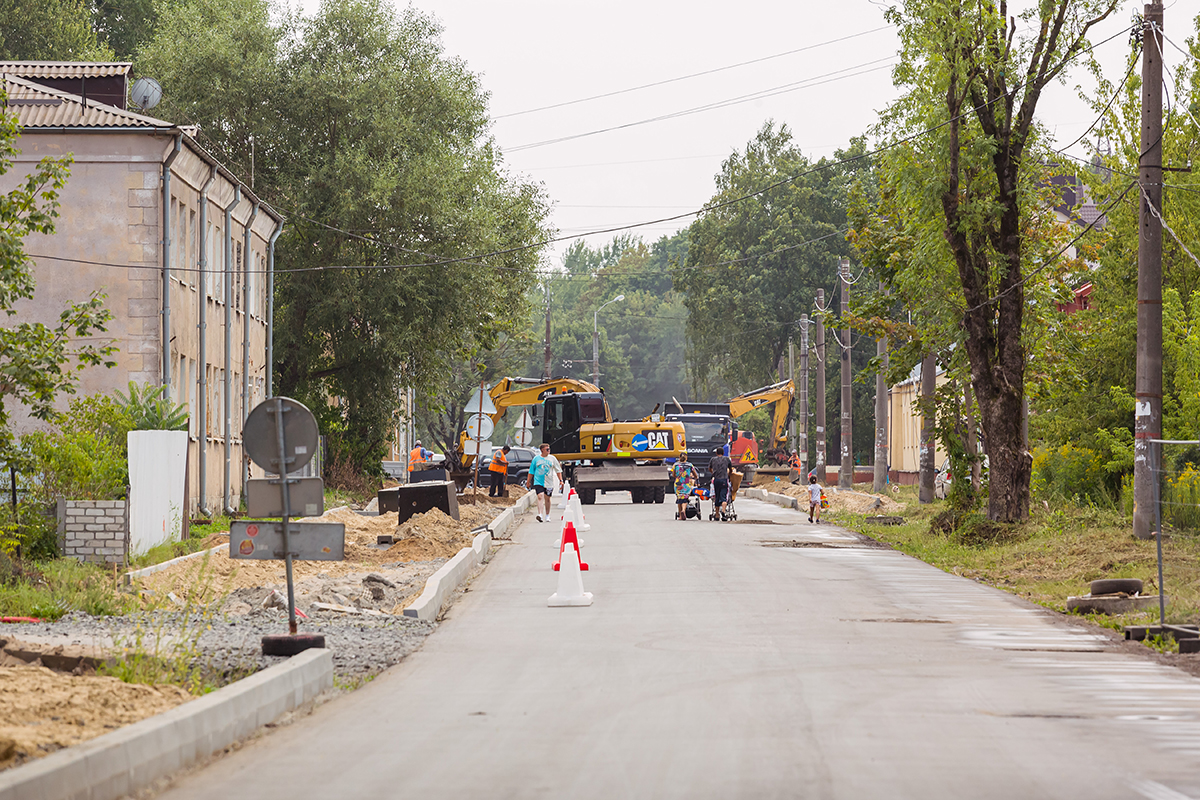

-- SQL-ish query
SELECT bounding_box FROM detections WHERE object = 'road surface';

[158,494,1200,799]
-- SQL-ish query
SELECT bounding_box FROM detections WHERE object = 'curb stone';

[0,648,332,800]
[404,490,536,621]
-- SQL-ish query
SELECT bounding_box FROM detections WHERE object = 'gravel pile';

[25,607,438,687]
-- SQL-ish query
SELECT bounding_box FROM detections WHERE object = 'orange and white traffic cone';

[553,521,588,571]
[548,542,592,607]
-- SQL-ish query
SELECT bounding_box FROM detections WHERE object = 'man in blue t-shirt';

[527,443,555,522]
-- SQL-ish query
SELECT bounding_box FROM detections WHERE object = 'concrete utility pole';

[839,258,853,490]
[873,282,889,493]
[799,315,810,477]
[919,353,937,503]
[788,339,796,446]
[815,291,827,485]
[1134,2,1164,541]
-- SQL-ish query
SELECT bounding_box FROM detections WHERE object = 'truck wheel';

[578,487,597,505]
[653,486,665,504]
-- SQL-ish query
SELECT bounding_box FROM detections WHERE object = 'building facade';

[2,63,283,514]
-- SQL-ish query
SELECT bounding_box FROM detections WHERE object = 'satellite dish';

[130,77,162,111]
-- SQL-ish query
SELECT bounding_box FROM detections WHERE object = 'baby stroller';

[687,486,708,520]
[708,470,742,521]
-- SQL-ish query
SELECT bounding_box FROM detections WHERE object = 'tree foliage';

[137,0,551,470]
[874,0,1120,521]
[0,0,113,60]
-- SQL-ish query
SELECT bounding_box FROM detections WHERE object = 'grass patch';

[834,488,1200,628]
[0,558,136,620]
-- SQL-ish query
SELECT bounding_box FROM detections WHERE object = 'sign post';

[236,396,342,656]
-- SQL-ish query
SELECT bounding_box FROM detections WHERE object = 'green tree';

[878,0,1120,521]
[0,0,112,60]
[93,0,158,60]
[135,0,285,179]
[674,122,856,396]
[271,0,550,469]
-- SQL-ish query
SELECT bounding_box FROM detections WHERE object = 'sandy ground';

[0,664,191,771]
[0,495,521,774]
[755,479,905,514]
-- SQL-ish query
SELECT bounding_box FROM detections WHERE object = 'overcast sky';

[302,0,1189,267]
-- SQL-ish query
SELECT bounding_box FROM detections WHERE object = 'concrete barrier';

[743,487,768,501]
[488,507,515,537]
[0,648,332,800]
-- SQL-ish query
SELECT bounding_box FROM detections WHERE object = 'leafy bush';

[115,381,188,431]
[1164,464,1200,533]
[1031,444,1118,507]
[19,394,133,505]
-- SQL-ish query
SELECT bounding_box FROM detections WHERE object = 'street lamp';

[592,294,624,385]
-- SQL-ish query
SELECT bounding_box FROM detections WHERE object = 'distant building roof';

[3,74,175,130]
[0,62,131,78]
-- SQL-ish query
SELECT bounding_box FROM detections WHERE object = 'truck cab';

[665,411,734,482]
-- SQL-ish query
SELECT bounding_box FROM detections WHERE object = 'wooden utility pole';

[814,290,827,485]
[873,282,889,493]
[543,279,552,381]
[919,353,936,503]
[839,258,853,489]
[801,314,811,479]
[1134,2,1164,540]
[788,339,796,447]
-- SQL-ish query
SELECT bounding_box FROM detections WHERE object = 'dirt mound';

[0,665,191,771]
[383,508,478,562]
[136,500,512,607]
[768,482,904,514]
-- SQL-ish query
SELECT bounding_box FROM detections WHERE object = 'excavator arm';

[727,379,795,447]
[458,377,602,465]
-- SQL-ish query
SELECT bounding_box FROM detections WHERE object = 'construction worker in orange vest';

[408,440,432,479]
[488,444,511,497]
[788,450,803,484]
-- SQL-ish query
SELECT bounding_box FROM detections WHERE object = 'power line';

[507,58,897,153]
[494,25,895,120]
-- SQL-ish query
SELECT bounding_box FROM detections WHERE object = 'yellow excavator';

[727,379,795,463]
[458,377,685,504]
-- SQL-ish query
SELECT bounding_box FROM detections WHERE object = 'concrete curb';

[0,648,332,800]
[403,492,535,621]
[765,492,800,510]
[743,487,767,501]
[123,545,225,586]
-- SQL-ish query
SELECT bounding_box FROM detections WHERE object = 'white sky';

[302,0,1190,266]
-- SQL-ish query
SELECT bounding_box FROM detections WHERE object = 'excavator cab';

[543,392,609,454]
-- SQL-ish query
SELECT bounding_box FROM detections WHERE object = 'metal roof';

[0,62,131,78]
[4,75,174,130]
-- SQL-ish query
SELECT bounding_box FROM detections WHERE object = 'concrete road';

[159,495,1200,799]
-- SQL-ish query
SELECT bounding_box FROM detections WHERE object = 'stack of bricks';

[57,499,129,564]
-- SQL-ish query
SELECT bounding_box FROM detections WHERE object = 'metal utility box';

[377,480,459,522]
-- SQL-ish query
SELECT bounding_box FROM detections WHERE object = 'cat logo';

[642,430,671,450]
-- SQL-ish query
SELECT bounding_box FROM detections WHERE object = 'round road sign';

[243,396,320,474]
[465,414,495,440]
[516,428,533,446]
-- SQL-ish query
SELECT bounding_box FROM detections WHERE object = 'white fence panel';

[128,430,188,556]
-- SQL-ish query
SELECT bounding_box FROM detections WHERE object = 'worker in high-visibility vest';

[488,444,511,497]
[788,450,803,484]
[408,440,432,478]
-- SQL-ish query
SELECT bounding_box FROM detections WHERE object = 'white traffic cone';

[558,480,572,508]
[548,543,593,607]
[555,505,585,548]
[570,494,591,531]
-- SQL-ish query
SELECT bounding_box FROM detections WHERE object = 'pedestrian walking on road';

[488,445,510,497]
[527,443,555,522]
[708,451,732,519]
[670,453,698,521]
[807,474,822,523]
